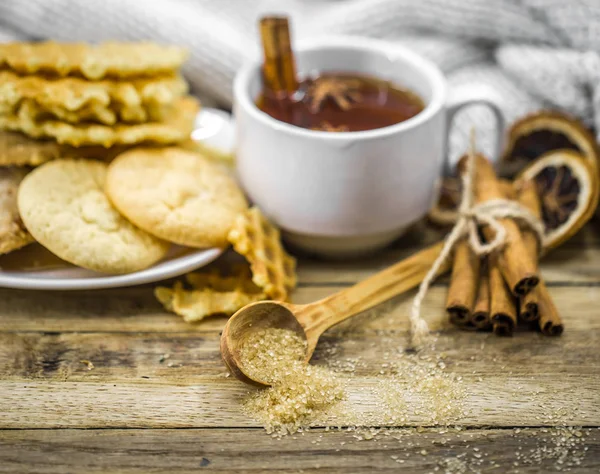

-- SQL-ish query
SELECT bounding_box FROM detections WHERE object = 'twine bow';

[409,133,546,348]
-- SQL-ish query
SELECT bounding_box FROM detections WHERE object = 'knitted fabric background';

[1,0,599,164]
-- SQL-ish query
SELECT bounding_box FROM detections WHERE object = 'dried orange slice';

[502,111,599,177]
[517,150,599,249]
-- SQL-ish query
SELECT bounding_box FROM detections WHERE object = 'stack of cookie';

[0,41,200,257]
[0,41,198,162]
[0,41,297,322]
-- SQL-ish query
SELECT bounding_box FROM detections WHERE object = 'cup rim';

[234,35,447,140]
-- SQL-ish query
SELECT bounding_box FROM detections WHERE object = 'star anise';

[311,121,349,132]
[305,77,362,113]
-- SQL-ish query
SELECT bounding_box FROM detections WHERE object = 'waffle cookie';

[0,167,34,255]
[0,41,188,80]
[0,97,199,147]
[155,265,265,323]
[17,159,170,274]
[227,207,297,301]
[0,131,203,167]
[0,71,188,125]
[0,131,135,166]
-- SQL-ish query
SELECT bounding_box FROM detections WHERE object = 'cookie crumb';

[80,360,94,371]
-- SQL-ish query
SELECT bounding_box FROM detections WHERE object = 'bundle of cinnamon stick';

[446,154,563,337]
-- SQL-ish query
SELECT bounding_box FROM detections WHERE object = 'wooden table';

[1,223,599,473]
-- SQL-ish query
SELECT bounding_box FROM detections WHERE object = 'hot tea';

[257,72,424,132]
[257,16,424,132]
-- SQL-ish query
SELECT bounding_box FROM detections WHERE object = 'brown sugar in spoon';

[221,242,447,386]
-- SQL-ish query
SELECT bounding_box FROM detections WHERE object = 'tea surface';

[257,72,424,132]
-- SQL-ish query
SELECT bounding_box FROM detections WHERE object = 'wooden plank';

[1,327,599,382]
[0,428,598,473]
[1,325,599,428]
[0,223,599,334]
[0,285,598,333]
[0,286,197,333]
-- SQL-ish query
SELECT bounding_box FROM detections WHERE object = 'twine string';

[409,133,546,348]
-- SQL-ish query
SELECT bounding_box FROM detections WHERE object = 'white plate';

[0,245,224,290]
[0,108,236,290]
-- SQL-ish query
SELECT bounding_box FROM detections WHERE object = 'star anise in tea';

[305,77,362,113]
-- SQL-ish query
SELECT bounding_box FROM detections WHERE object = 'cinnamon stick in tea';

[458,154,539,296]
[471,261,491,329]
[516,181,543,322]
[259,17,298,97]
[489,254,517,336]
[446,239,480,326]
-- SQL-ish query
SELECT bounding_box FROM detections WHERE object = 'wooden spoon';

[221,242,447,386]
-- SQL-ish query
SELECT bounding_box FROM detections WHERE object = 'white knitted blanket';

[1,0,599,163]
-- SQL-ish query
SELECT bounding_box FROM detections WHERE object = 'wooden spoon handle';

[296,241,448,339]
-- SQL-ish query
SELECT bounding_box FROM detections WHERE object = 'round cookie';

[105,147,248,248]
[18,159,170,274]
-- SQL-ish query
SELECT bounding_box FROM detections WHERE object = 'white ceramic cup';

[233,36,503,257]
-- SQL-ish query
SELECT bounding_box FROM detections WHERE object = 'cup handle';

[445,86,505,173]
